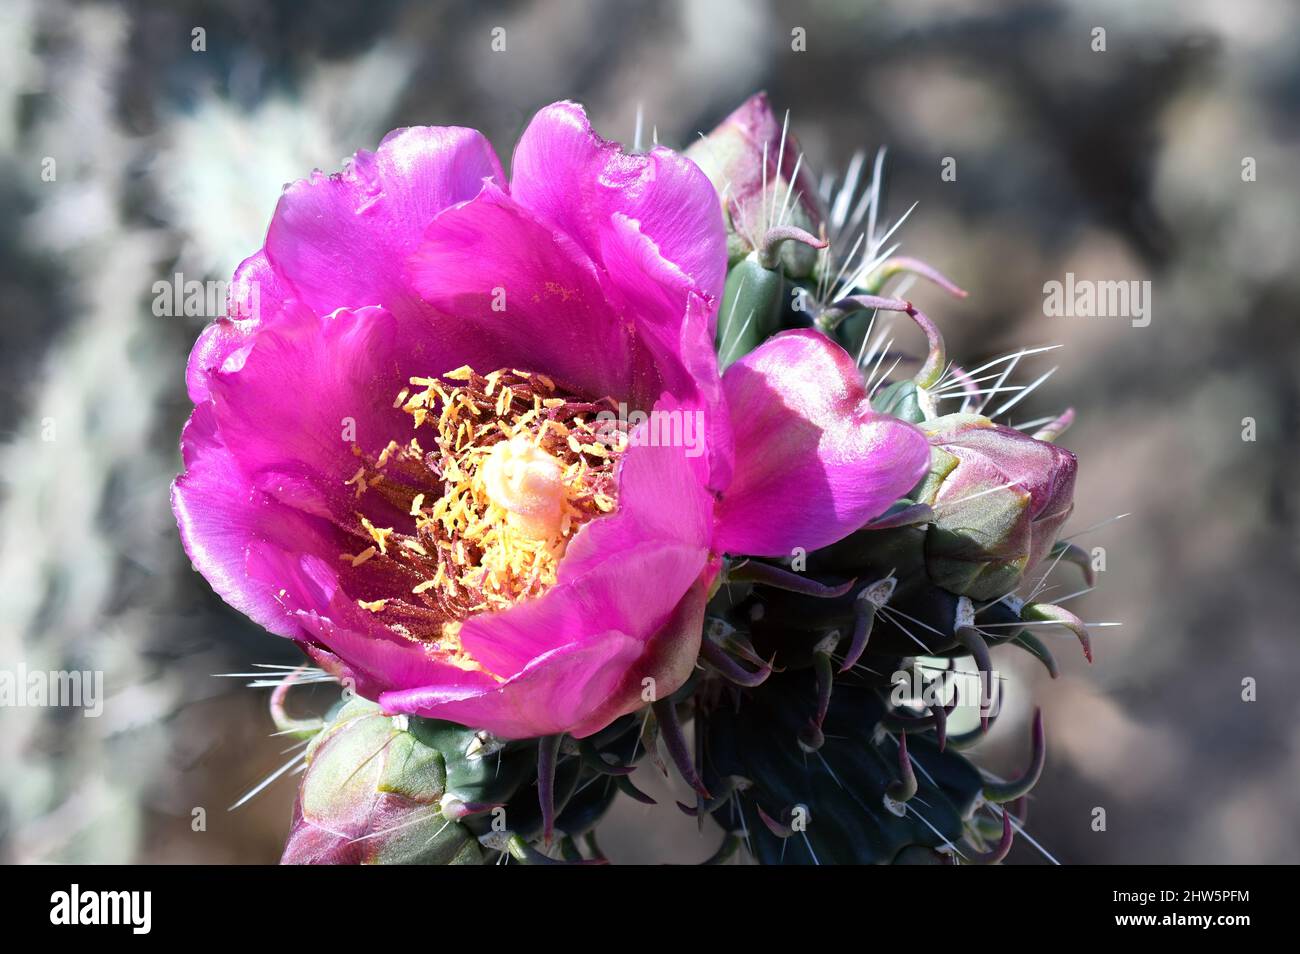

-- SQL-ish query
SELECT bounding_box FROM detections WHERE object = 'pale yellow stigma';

[478,435,566,540]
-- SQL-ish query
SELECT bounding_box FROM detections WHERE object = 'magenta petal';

[511,102,727,316]
[185,251,293,404]
[244,547,496,702]
[209,302,409,490]
[409,181,656,403]
[453,450,709,676]
[263,126,504,322]
[380,633,643,741]
[622,287,734,493]
[379,561,712,738]
[380,565,714,740]
[563,565,714,739]
[712,330,931,557]
[171,403,331,639]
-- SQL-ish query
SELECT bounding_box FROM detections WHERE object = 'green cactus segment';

[716,252,784,369]
[871,379,926,424]
[407,717,538,816]
[702,672,983,864]
[1048,541,1096,586]
[414,712,641,850]
[1011,629,1060,678]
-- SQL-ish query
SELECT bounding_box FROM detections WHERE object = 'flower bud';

[685,92,826,277]
[281,698,482,865]
[914,413,1076,600]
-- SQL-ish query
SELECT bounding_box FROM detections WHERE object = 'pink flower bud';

[915,414,1077,600]
[685,92,827,276]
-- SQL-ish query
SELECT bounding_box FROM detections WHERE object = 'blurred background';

[1,0,1296,864]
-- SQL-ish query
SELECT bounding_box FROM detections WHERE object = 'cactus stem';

[964,808,1014,864]
[1021,601,1093,663]
[757,224,827,269]
[839,575,897,673]
[537,733,563,845]
[955,598,994,731]
[1012,630,1061,678]
[727,558,856,597]
[1048,540,1097,586]
[885,731,919,807]
[614,773,657,805]
[700,636,774,687]
[651,699,710,798]
[982,708,1046,803]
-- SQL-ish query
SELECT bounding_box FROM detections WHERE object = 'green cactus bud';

[281,697,482,865]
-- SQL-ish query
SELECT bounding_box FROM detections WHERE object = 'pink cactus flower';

[172,101,929,740]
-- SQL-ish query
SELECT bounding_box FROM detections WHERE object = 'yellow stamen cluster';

[338,367,625,661]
